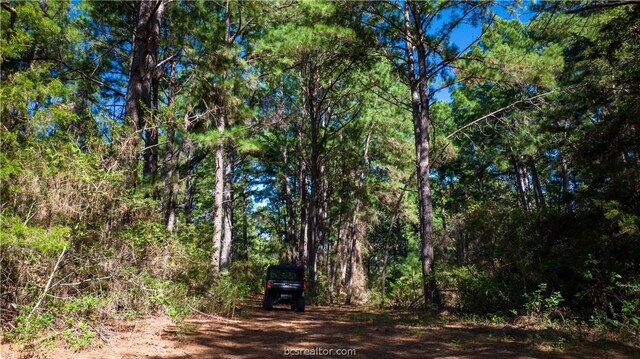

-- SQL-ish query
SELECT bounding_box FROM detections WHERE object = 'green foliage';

[449,266,515,314]
[8,308,54,344]
[205,265,255,318]
[463,17,564,88]
[386,251,424,308]
[2,1,639,352]
[619,283,640,329]
[523,283,564,317]
[60,324,96,351]
[5,295,105,349]
[308,271,331,305]
[0,214,70,255]
[120,220,169,248]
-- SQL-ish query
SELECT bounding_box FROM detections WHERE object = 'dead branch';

[28,246,67,319]
[447,91,554,140]
[187,305,240,324]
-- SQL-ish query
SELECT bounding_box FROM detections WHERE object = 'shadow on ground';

[144,299,639,359]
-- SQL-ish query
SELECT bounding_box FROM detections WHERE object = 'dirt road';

[3,299,638,358]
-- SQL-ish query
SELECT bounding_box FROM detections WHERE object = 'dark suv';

[262,265,306,312]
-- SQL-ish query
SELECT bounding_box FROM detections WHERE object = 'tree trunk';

[318,163,328,278]
[345,205,361,305]
[455,216,467,264]
[560,152,571,212]
[405,1,439,309]
[329,196,344,302]
[220,149,234,273]
[338,218,349,295]
[282,145,298,263]
[512,154,531,212]
[241,179,249,260]
[144,69,159,182]
[306,153,318,289]
[212,114,225,275]
[298,152,308,265]
[164,59,178,232]
[527,155,545,208]
[345,122,373,305]
[306,67,320,290]
[183,139,195,223]
[123,0,165,183]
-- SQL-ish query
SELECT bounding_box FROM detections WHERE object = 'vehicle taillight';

[303,280,307,289]
[267,280,272,289]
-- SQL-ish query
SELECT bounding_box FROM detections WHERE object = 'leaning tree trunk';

[381,179,409,304]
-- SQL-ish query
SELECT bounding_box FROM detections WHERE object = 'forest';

[1,0,639,356]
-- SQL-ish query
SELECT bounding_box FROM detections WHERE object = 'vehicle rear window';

[269,269,303,281]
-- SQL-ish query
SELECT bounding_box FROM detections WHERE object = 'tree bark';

[345,205,361,305]
[330,195,344,301]
[318,163,328,278]
[220,149,234,273]
[241,175,249,260]
[338,218,349,296]
[144,67,160,182]
[306,152,318,289]
[345,122,373,305]
[560,152,571,212]
[212,114,225,275]
[124,0,165,183]
[164,59,179,232]
[183,139,196,223]
[512,154,531,212]
[405,1,439,309]
[298,151,308,265]
[213,0,233,276]
[528,155,545,208]
[282,145,298,263]
[306,67,320,290]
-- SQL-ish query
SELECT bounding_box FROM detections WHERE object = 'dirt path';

[3,299,638,358]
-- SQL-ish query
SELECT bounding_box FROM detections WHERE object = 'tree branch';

[1,1,17,35]
[567,0,640,14]
[28,246,67,320]
[447,91,554,140]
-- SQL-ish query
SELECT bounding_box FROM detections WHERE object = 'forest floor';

[2,298,638,358]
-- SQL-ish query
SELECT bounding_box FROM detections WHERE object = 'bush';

[386,253,423,308]
[523,283,564,318]
[205,272,252,318]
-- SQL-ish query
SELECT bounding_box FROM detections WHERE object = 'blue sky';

[432,1,537,102]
